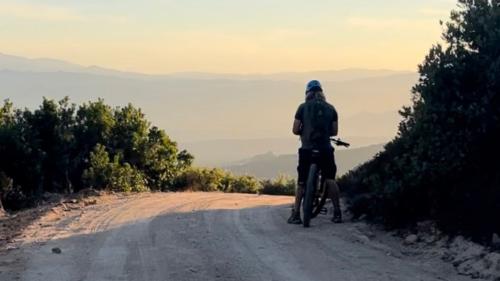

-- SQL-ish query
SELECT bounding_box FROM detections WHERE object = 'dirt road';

[0,192,473,281]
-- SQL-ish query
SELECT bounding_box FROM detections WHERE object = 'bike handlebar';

[330,138,350,148]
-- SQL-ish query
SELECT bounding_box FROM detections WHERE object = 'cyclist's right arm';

[293,104,304,136]
[293,119,302,135]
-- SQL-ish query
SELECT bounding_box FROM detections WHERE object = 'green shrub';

[82,144,111,190]
[0,171,30,211]
[82,144,147,192]
[260,175,296,196]
[172,168,263,194]
[173,167,228,192]
[231,175,261,194]
[107,162,147,192]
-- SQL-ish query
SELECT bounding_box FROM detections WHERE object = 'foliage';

[0,97,296,210]
[172,167,261,193]
[230,175,261,194]
[173,167,229,192]
[82,144,111,190]
[260,175,296,196]
[339,0,500,240]
[0,98,192,210]
[173,167,295,195]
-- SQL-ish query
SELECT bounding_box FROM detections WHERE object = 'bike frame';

[302,138,349,227]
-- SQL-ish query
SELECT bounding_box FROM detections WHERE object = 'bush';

[82,144,111,190]
[108,162,147,192]
[82,144,147,192]
[231,175,261,194]
[172,168,229,192]
[339,0,500,240]
[0,171,31,211]
[172,168,265,194]
[260,175,296,196]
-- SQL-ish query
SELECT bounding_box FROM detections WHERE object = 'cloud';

[0,3,84,21]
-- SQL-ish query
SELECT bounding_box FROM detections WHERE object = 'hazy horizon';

[0,51,413,77]
[0,0,456,74]
[1,52,415,142]
[1,52,415,165]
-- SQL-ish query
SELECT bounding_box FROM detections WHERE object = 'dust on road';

[0,192,473,281]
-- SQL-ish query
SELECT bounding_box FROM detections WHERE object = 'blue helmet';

[305,80,323,93]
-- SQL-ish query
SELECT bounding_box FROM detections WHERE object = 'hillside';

[226,144,385,179]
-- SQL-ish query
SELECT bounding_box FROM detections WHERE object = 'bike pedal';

[320,207,328,215]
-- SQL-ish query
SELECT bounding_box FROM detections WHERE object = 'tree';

[0,98,193,210]
[0,100,43,200]
[141,126,180,190]
[82,144,112,189]
[72,99,115,190]
[339,0,500,240]
[23,98,76,194]
[110,103,149,168]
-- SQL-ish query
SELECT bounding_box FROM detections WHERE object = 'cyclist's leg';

[292,183,305,216]
[320,148,342,222]
[326,179,341,213]
[326,179,342,223]
[289,149,310,221]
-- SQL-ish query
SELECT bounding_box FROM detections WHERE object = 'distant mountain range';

[225,144,385,179]
[184,136,391,166]
[1,52,414,165]
[0,52,413,82]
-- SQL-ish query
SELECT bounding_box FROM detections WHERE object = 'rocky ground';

[389,222,500,281]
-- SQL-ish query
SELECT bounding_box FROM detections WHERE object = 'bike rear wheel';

[303,164,318,227]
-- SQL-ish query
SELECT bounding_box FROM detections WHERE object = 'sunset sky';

[0,0,457,74]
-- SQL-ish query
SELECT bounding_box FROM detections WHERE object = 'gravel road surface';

[0,192,473,281]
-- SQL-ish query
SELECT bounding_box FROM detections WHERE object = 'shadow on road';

[2,199,470,281]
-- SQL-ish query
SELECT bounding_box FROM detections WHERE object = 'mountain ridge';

[225,144,385,179]
[0,52,414,82]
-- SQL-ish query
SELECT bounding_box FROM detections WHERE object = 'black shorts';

[297,147,337,185]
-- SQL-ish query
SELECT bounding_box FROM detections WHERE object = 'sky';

[0,0,457,74]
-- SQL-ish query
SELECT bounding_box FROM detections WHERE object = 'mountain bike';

[302,138,350,227]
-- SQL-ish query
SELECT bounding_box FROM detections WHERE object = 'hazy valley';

[1,52,413,172]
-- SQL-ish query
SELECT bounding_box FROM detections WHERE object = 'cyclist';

[287,80,342,224]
